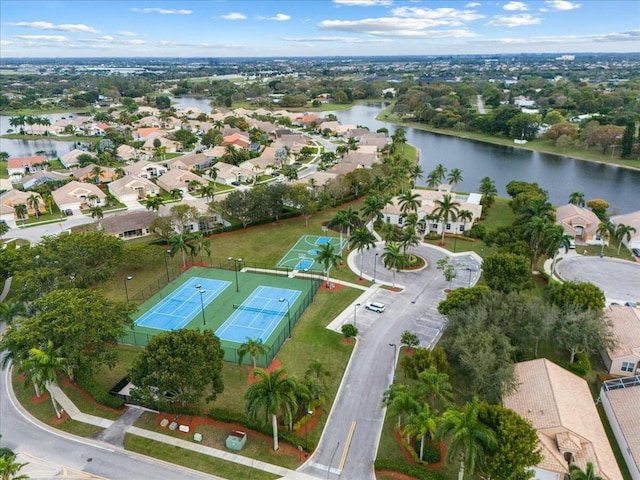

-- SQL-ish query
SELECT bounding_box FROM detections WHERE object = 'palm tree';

[568,191,586,207]
[382,383,419,430]
[569,462,605,480]
[0,300,25,325]
[349,226,377,280]
[244,368,298,451]
[596,221,615,256]
[90,165,104,183]
[88,206,104,219]
[198,182,216,202]
[447,168,463,188]
[399,228,420,258]
[42,192,54,215]
[26,193,41,218]
[404,403,439,462]
[431,163,447,184]
[237,337,269,368]
[615,223,637,255]
[398,191,421,217]
[13,204,28,225]
[408,164,424,187]
[520,198,554,223]
[86,194,100,207]
[168,232,196,268]
[20,341,65,418]
[360,194,390,224]
[0,453,29,480]
[305,359,330,386]
[169,188,184,201]
[436,398,497,480]
[382,242,406,288]
[315,242,343,285]
[457,209,474,234]
[380,222,400,243]
[478,176,498,208]
[415,366,454,411]
[433,194,461,245]
[144,196,164,215]
[328,210,350,249]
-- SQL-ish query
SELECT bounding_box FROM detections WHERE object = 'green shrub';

[341,324,358,338]
[76,374,125,410]
[374,459,445,480]
[0,448,15,459]
[561,351,591,376]
[467,223,487,240]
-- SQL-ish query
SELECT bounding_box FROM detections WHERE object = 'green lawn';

[124,434,279,480]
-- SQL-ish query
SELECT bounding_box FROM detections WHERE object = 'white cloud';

[480,29,640,46]
[0,40,14,45]
[13,35,70,42]
[266,13,291,22]
[131,8,191,15]
[392,6,484,23]
[221,12,247,20]
[282,36,392,43]
[333,0,393,5]
[545,0,581,10]
[118,31,137,36]
[466,2,481,6]
[319,18,477,38]
[504,2,529,11]
[485,13,540,27]
[9,21,99,33]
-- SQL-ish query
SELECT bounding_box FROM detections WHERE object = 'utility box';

[225,430,247,451]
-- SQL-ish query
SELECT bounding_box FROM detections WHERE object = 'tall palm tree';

[380,222,400,243]
[415,366,454,411]
[328,210,350,250]
[382,383,419,430]
[88,206,104,219]
[0,300,26,325]
[244,368,298,451]
[315,243,342,285]
[0,453,29,480]
[408,164,424,187]
[398,191,421,217]
[569,462,605,480]
[382,242,406,288]
[42,192,54,216]
[360,194,386,224]
[169,188,184,201]
[144,196,164,215]
[596,221,615,256]
[168,232,196,268]
[437,398,497,480]
[431,163,447,184]
[433,194,461,245]
[404,404,440,462]
[305,359,330,386]
[20,341,65,418]
[447,168,463,188]
[478,176,498,208]
[426,171,440,189]
[237,337,269,368]
[199,182,216,202]
[90,165,104,183]
[349,226,377,280]
[399,227,420,257]
[615,223,637,255]
[457,209,474,234]
[13,204,28,225]
[520,198,554,223]
[568,191,586,207]
[26,194,41,218]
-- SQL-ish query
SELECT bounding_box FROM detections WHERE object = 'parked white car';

[365,301,386,313]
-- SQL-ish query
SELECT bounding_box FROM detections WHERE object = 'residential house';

[116,144,139,161]
[612,211,640,251]
[278,133,309,153]
[0,189,46,223]
[293,171,338,189]
[7,155,48,179]
[60,149,91,169]
[334,124,358,136]
[24,124,56,136]
[359,132,391,150]
[201,146,227,160]
[341,151,379,169]
[156,169,206,194]
[299,114,319,127]
[124,160,167,179]
[326,162,358,176]
[317,121,341,135]
[137,116,162,128]
[600,376,640,480]
[601,305,640,377]
[212,162,255,185]
[141,135,178,156]
[556,204,604,245]
[222,132,251,149]
[19,170,70,190]
[133,127,166,139]
[503,358,623,480]
[166,153,212,172]
[70,164,118,184]
[51,181,105,212]
[380,188,482,234]
[157,198,225,233]
[108,175,160,203]
[97,210,157,240]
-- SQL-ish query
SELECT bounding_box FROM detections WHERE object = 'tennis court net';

[233,304,286,316]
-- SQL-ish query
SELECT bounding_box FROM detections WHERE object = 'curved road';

[0,360,221,480]
[300,244,480,480]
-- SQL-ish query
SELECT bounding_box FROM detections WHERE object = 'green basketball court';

[276,235,347,272]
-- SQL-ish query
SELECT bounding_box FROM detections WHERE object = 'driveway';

[555,255,640,303]
[300,244,481,480]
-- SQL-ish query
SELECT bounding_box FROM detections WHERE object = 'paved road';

[555,255,640,303]
[300,245,480,479]
[476,95,486,114]
[0,357,222,480]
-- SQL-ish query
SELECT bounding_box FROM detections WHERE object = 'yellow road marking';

[338,421,357,471]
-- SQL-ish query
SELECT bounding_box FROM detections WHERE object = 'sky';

[0,0,638,58]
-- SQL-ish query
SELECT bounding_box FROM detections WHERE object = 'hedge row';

[374,459,445,480]
[75,375,125,410]
[208,407,316,451]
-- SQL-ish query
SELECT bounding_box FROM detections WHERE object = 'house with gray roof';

[108,175,160,204]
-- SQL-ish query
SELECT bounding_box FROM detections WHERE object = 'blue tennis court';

[135,277,231,331]
[216,286,301,343]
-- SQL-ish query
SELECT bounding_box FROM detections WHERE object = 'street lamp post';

[279,298,292,338]
[465,267,475,288]
[389,343,397,383]
[164,249,171,283]
[228,257,243,292]
[353,303,361,328]
[195,284,206,325]
[373,253,379,283]
[124,276,133,303]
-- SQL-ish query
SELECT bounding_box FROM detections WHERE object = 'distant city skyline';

[1,0,638,58]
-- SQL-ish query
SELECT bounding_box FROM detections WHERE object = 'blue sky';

[1,0,638,57]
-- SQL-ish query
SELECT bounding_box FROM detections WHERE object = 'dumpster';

[225,430,247,451]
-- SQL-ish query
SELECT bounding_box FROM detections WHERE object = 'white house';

[612,211,640,251]
[123,160,167,179]
[601,304,640,377]
[51,181,105,212]
[108,175,160,204]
